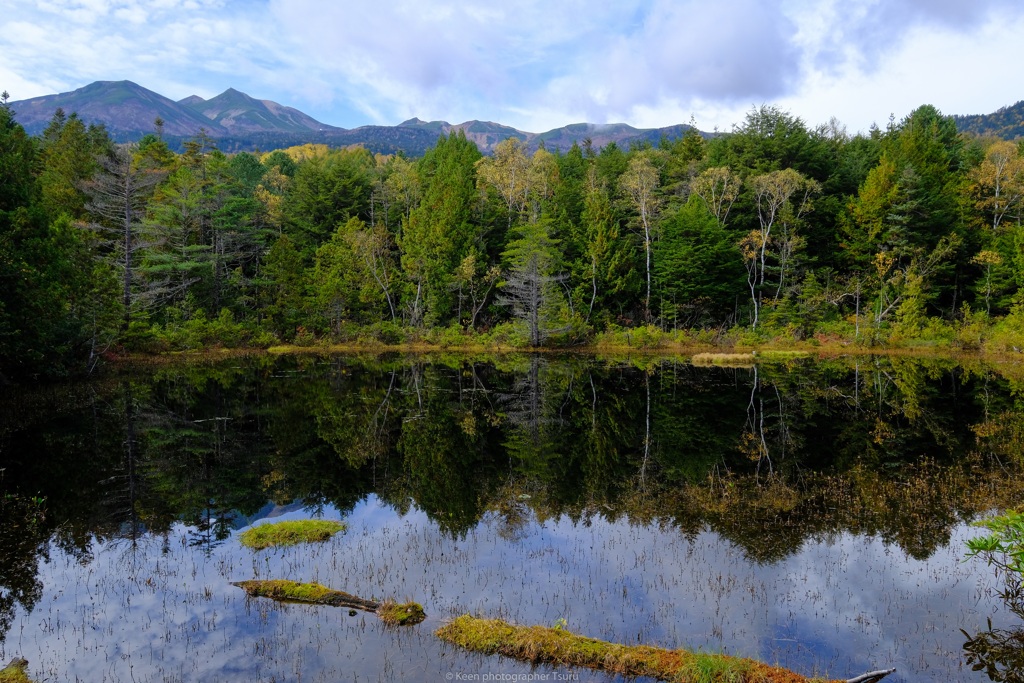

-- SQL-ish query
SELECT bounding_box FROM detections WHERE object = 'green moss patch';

[377,600,427,626]
[436,615,837,683]
[238,519,345,550]
[0,659,35,683]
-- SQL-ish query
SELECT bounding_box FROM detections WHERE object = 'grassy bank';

[112,310,1024,363]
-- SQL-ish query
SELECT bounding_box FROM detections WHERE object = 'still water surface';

[1,353,1023,682]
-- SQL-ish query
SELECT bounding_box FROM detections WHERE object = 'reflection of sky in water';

[0,495,1014,682]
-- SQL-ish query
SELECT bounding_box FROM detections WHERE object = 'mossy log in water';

[238,520,346,550]
[232,580,425,625]
[0,659,34,683]
[437,615,894,683]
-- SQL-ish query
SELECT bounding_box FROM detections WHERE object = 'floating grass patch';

[0,659,34,683]
[436,615,840,683]
[232,580,425,625]
[691,352,756,367]
[238,519,345,550]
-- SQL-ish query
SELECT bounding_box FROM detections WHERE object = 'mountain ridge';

[15,80,1015,156]
[953,100,1024,139]
[7,80,706,154]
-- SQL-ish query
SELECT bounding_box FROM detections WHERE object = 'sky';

[2,0,1024,135]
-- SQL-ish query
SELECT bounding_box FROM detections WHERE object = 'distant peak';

[210,87,254,102]
[399,117,425,126]
[83,79,142,91]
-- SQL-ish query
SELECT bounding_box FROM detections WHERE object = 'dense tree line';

[3,92,1024,381]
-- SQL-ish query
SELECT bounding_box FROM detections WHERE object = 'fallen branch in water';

[844,670,896,683]
[232,579,425,625]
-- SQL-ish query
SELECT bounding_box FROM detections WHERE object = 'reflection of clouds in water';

[4,496,1012,683]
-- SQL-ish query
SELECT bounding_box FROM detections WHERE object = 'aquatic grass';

[691,350,810,368]
[683,651,758,683]
[691,352,756,367]
[232,580,425,625]
[436,615,834,683]
[238,519,345,550]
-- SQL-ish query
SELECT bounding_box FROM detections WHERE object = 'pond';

[1,352,1024,682]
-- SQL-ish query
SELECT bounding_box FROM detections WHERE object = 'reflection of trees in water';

[0,494,48,644]
[963,573,1024,682]
[739,365,798,480]
[313,365,399,471]
[963,619,1024,682]
[500,356,564,463]
[97,381,148,546]
[391,363,505,537]
[7,353,1024,583]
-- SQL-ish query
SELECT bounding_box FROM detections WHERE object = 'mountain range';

[9,80,1021,156]
[8,80,698,155]
[953,100,1024,140]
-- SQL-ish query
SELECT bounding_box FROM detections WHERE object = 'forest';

[3,90,1024,381]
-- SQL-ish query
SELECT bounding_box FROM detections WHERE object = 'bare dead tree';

[498,253,567,347]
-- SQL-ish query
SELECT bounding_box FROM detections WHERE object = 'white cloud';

[2,0,1024,134]
[777,8,1024,133]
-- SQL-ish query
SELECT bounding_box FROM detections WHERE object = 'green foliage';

[147,306,269,350]
[15,93,1024,373]
[37,109,109,221]
[359,320,409,345]
[654,198,745,326]
[261,234,307,338]
[967,510,1024,577]
[0,104,107,379]
[483,321,531,348]
[570,177,638,323]
[284,147,374,248]
[401,131,482,325]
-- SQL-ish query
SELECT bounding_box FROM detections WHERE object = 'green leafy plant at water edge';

[966,510,1024,576]
[964,510,1024,681]
[238,519,346,550]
